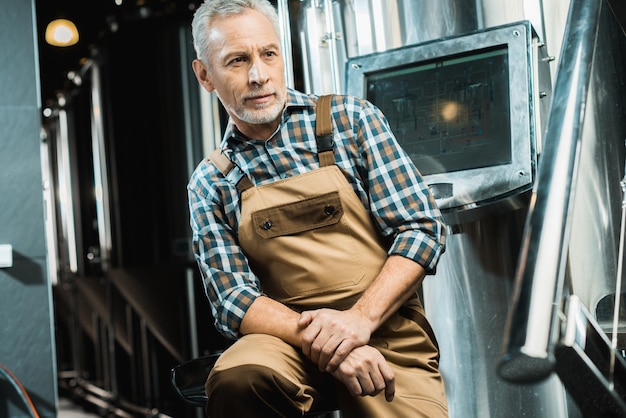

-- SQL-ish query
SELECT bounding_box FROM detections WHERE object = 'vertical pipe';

[277,0,295,88]
[70,280,81,378]
[126,304,139,401]
[41,132,59,285]
[323,0,342,93]
[105,278,118,394]
[186,268,199,360]
[56,108,79,274]
[140,317,152,403]
[610,149,626,380]
[179,26,198,178]
[93,313,105,388]
[523,0,548,46]
[90,62,113,271]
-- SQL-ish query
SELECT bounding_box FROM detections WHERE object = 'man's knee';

[206,364,303,417]
[209,363,300,395]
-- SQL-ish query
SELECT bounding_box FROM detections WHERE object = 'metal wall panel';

[0,0,58,417]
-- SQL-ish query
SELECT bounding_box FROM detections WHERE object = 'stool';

[170,353,341,417]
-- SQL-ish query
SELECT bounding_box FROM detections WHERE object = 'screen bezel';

[345,21,537,212]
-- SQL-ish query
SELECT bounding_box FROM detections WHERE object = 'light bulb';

[45,19,79,47]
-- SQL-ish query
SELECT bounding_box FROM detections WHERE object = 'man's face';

[193,9,287,138]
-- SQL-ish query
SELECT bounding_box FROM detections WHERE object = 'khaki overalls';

[205,96,448,418]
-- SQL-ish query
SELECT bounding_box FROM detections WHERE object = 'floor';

[58,397,102,418]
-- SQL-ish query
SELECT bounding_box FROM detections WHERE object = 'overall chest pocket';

[252,191,343,238]
[245,190,373,309]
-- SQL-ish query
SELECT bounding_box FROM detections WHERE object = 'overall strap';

[315,95,336,167]
[209,149,254,192]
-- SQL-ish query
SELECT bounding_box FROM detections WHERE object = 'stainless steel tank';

[293,0,582,416]
[299,0,478,94]
[424,211,576,417]
[296,0,528,95]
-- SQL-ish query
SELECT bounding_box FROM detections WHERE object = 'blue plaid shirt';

[188,88,447,339]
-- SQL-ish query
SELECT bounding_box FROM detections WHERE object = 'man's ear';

[192,59,215,92]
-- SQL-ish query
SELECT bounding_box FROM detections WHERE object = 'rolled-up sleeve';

[188,161,262,339]
[353,99,447,273]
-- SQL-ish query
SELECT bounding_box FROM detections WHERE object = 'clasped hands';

[298,308,395,402]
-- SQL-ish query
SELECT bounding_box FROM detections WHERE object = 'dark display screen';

[365,46,511,176]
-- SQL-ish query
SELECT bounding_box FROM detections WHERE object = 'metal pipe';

[56,107,79,274]
[40,129,59,285]
[323,0,341,93]
[106,277,118,394]
[498,0,604,383]
[186,268,199,360]
[277,0,295,88]
[610,146,626,380]
[90,61,113,271]
[179,26,198,178]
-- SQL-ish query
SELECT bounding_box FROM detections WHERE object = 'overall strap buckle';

[315,95,336,167]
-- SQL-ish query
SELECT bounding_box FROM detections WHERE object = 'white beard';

[237,95,284,125]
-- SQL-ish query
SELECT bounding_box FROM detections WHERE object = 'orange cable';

[0,363,41,418]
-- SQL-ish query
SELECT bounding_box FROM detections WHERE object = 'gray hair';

[191,0,281,66]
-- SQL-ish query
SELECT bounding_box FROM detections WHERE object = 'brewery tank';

[293,1,580,416]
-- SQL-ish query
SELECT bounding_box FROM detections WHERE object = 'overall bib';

[205,96,448,417]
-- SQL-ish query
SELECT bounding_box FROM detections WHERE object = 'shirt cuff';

[388,230,445,273]
[217,286,262,339]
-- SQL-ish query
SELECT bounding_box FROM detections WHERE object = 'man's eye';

[229,57,245,65]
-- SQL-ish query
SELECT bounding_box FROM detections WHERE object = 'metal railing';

[498,0,604,383]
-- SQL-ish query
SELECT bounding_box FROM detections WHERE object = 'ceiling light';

[45,19,79,47]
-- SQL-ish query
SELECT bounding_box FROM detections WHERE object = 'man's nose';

[248,62,269,85]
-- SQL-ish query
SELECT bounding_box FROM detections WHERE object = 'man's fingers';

[297,311,314,327]
[317,337,341,371]
[325,339,354,372]
[366,371,386,397]
[300,323,321,357]
[380,363,395,402]
[356,374,376,396]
